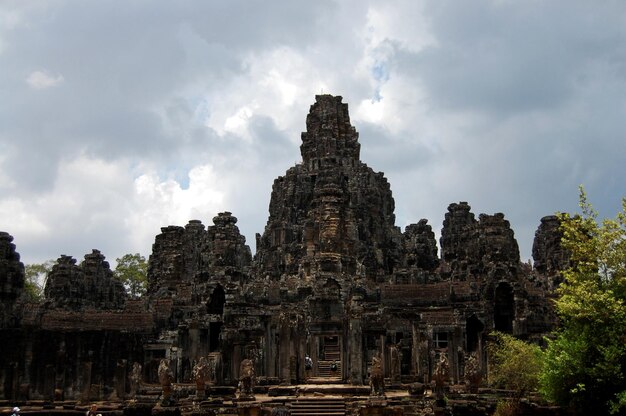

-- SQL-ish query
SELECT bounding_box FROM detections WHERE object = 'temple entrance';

[466,315,484,352]
[310,335,342,381]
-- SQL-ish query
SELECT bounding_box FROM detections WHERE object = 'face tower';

[254,95,401,287]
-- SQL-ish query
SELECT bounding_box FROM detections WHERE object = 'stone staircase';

[317,337,341,379]
[289,398,346,416]
[317,360,342,378]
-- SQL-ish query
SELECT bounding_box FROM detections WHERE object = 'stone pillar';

[298,333,306,383]
[268,326,277,378]
[189,326,200,362]
[44,364,55,402]
[411,323,419,377]
[22,336,33,393]
[279,322,291,383]
[349,318,363,384]
[264,323,272,378]
[6,362,18,401]
[379,335,386,377]
[417,334,429,383]
[232,345,241,384]
[170,347,181,383]
[389,344,401,385]
[312,336,320,377]
[79,362,92,404]
[113,359,127,400]
[449,329,459,385]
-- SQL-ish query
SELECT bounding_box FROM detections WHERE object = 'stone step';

[306,376,342,384]
[289,398,346,416]
[317,360,342,376]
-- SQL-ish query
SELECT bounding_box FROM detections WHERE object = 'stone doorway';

[311,335,342,382]
[494,283,514,333]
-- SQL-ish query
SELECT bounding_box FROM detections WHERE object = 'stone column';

[189,324,204,364]
[232,345,241,384]
[312,336,320,377]
[264,323,272,378]
[11,362,20,400]
[113,359,127,400]
[349,318,363,384]
[449,329,458,385]
[298,333,306,383]
[19,336,33,400]
[44,364,55,402]
[279,321,291,383]
[79,362,92,404]
[379,335,386,377]
[411,323,419,377]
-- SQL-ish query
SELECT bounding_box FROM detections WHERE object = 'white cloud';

[130,164,226,251]
[355,98,385,123]
[26,70,64,89]
[223,105,256,138]
[0,198,50,238]
[363,2,436,54]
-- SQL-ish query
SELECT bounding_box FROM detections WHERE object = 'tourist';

[86,404,98,416]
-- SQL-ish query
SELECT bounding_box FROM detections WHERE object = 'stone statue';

[389,343,401,384]
[238,358,256,399]
[206,352,223,385]
[432,353,449,401]
[192,357,209,399]
[112,359,126,400]
[464,352,482,393]
[369,354,385,396]
[129,362,142,399]
[157,359,174,406]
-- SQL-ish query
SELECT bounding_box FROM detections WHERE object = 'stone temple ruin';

[0,95,568,414]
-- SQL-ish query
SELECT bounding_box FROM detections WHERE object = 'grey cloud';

[400,1,626,115]
[1,0,625,266]
[358,122,436,174]
[1,0,334,195]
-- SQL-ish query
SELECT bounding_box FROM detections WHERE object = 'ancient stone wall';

[0,231,24,327]
[44,250,126,311]
[532,215,569,290]
[399,219,440,283]
[148,214,252,298]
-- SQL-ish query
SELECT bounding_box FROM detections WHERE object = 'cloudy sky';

[1,1,624,267]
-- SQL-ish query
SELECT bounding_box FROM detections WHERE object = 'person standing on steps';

[86,404,99,416]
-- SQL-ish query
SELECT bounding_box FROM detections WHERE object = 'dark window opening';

[466,315,484,352]
[494,283,514,333]
[209,322,222,352]
[207,285,225,315]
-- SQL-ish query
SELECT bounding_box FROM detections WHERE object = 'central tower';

[254,95,401,285]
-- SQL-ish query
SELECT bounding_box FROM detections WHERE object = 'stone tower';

[254,95,401,285]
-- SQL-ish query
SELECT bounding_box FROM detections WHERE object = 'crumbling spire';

[300,95,360,169]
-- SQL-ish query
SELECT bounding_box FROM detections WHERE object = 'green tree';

[24,260,55,301]
[114,253,148,298]
[488,331,543,394]
[539,187,626,414]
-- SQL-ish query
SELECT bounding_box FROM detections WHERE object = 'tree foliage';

[488,331,543,396]
[114,253,148,298]
[24,260,55,301]
[539,187,626,414]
